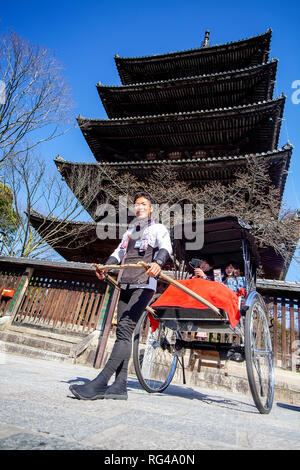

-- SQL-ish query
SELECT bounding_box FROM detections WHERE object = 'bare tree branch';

[1,152,92,259]
[62,159,299,272]
[0,31,74,164]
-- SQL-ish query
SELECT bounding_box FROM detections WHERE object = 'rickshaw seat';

[151,278,241,329]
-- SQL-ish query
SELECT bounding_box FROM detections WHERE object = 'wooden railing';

[0,257,299,369]
[264,296,300,370]
[0,266,25,317]
[0,259,109,335]
[14,273,107,333]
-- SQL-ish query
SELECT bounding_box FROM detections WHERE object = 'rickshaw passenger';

[234,266,246,292]
[193,257,214,281]
[222,262,246,294]
[222,262,238,292]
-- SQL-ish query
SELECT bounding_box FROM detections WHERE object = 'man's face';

[134,196,152,219]
[200,260,212,272]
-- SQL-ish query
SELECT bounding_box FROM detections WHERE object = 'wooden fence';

[14,272,107,333]
[0,265,25,317]
[0,259,109,334]
[0,257,299,370]
[265,296,300,370]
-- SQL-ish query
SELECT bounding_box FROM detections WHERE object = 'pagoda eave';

[98,61,278,119]
[258,246,293,280]
[78,97,285,162]
[54,145,292,222]
[29,210,120,263]
[115,29,272,85]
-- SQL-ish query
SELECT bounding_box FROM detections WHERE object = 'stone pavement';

[0,353,300,451]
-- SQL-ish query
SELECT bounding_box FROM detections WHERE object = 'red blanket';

[150,278,241,330]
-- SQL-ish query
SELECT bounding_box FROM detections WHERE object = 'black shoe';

[69,376,108,400]
[104,380,128,401]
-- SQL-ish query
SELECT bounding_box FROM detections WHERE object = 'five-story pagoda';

[31,29,294,279]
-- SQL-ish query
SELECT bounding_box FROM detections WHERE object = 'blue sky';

[1,0,299,280]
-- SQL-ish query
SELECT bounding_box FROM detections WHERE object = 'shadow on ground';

[126,378,257,414]
[61,374,257,413]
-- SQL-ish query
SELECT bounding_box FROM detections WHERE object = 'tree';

[0,179,19,251]
[64,158,299,273]
[187,156,299,270]
[0,30,77,258]
[1,152,92,258]
[0,31,73,164]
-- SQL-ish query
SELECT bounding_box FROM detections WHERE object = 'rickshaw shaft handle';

[92,262,221,317]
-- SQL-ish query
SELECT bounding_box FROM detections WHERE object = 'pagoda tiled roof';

[98,61,277,118]
[28,210,120,263]
[77,96,285,162]
[54,144,292,221]
[115,29,272,85]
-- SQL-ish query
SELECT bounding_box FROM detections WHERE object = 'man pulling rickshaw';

[69,194,274,414]
[69,192,172,401]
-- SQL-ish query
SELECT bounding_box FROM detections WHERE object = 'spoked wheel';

[133,311,179,393]
[244,294,274,414]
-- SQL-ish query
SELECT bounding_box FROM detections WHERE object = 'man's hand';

[91,263,106,280]
[146,262,161,278]
[194,268,206,279]
[95,268,106,280]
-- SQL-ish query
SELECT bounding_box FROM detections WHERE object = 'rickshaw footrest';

[175,339,245,362]
[175,339,233,352]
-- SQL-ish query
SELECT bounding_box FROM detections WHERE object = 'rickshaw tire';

[133,311,178,393]
[244,295,274,414]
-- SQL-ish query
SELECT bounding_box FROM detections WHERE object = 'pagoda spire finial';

[202,30,210,48]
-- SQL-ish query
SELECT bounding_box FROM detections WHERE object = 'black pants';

[101,287,154,383]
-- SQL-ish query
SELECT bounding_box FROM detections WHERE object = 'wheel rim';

[134,314,178,392]
[247,299,274,412]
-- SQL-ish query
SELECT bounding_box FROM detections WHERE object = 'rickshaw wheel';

[244,294,274,414]
[133,311,179,393]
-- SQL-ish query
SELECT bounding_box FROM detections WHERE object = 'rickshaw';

[96,216,274,414]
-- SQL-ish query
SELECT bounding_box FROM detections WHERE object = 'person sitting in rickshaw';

[222,261,237,291]
[222,262,246,295]
[193,256,214,281]
[234,265,246,292]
